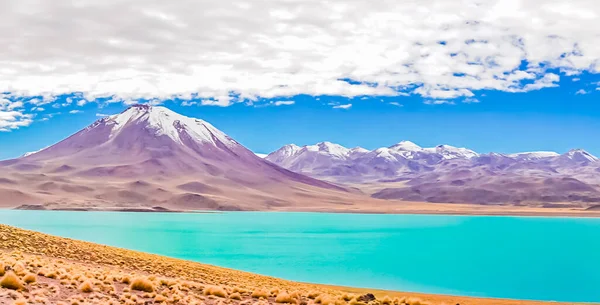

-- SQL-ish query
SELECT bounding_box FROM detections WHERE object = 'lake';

[0,210,598,302]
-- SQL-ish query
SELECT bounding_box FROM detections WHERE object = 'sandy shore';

[10,202,600,218]
[0,225,591,305]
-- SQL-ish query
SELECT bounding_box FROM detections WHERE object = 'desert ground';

[2,170,600,217]
[0,225,591,305]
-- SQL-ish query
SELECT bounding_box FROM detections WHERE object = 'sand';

[0,225,591,305]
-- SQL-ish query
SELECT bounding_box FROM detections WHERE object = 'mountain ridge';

[265,141,600,205]
[0,105,376,211]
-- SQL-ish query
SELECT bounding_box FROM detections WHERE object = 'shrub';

[130,277,154,292]
[23,273,37,284]
[349,298,366,305]
[252,288,270,299]
[0,262,5,276]
[404,297,429,305]
[381,296,392,305]
[308,291,320,299]
[230,292,242,300]
[0,271,25,290]
[204,285,228,298]
[121,275,131,284]
[154,295,167,303]
[275,292,295,303]
[12,262,25,275]
[79,280,94,293]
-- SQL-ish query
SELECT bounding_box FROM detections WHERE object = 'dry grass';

[0,271,24,290]
[204,285,228,298]
[0,224,582,305]
[275,292,295,303]
[78,280,94,293]
[252,288,270,299]
[130,277,154,292]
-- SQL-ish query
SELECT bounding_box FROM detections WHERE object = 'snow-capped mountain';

[266,141,484,180]
[0,105,354,211]
[266,141,600,205]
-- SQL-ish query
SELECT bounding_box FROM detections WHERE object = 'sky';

[1,0,600,159]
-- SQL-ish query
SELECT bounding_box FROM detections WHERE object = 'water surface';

[1,210,598,302]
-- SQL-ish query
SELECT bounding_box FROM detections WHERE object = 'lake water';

[0,210,599,302]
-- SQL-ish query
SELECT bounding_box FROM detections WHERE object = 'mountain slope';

[0,105,372,211]
[266,141,600,205]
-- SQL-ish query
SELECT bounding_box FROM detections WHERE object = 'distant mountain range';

[0,105,371,211]
[264,141,600,205]
[2,105,599,210]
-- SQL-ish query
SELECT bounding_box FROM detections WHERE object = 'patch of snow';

[107,105,236,147]
[509,151,560,160]
[389,141,422,152]
[21,146,49,158]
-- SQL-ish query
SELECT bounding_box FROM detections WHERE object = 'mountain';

[0,105,374,211]
[266,141,600,205]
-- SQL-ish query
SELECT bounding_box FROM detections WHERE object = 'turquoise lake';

[1,210,599,302]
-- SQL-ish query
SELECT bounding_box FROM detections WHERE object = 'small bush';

[204,285,228,298]
[308,291,320,299]
[404,297,429,305]
[0,271,25,290]
[130,277,154,292]
[275,292,295,303]
[23,273,37,284]
[230,292,242,300]
[154,295,167,303]
[252,288,270,299]
[381,296,392,305]
[349,298,366,305]
[12,262,25,275]
[79,280,94,293]
[0,263,5,276]
[121,275,131,284]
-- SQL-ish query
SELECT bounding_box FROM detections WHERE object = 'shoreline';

[6,205,600,218]
[0,224,594,305]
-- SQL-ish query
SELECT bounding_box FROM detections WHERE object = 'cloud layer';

[1,0,599,107]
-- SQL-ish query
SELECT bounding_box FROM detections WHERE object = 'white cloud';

[273,100,295,106]
[0,0,599,108]
[96,113,110,117]
[425,100,455,105]
[0,110,33,131]
[69,110,82,114]
[333,104,352,109]
[575,89,589,95]
[463,98,480,103]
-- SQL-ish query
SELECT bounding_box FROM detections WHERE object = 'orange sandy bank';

[0,225,590,305]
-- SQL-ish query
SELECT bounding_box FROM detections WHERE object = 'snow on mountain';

[389,141,422,152]
[266,141,600,183]
[508,151,560,160]
[254,153,268,158]
[2,105,352,211]
[423,145,479,159]
[106,105,236,147]
[556,149,599,164]
[21,146,49,158]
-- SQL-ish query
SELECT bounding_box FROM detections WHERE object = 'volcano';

[0,105,366,211]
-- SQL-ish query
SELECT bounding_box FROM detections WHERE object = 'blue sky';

[1,71,599,160]
[2,1,600,160]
